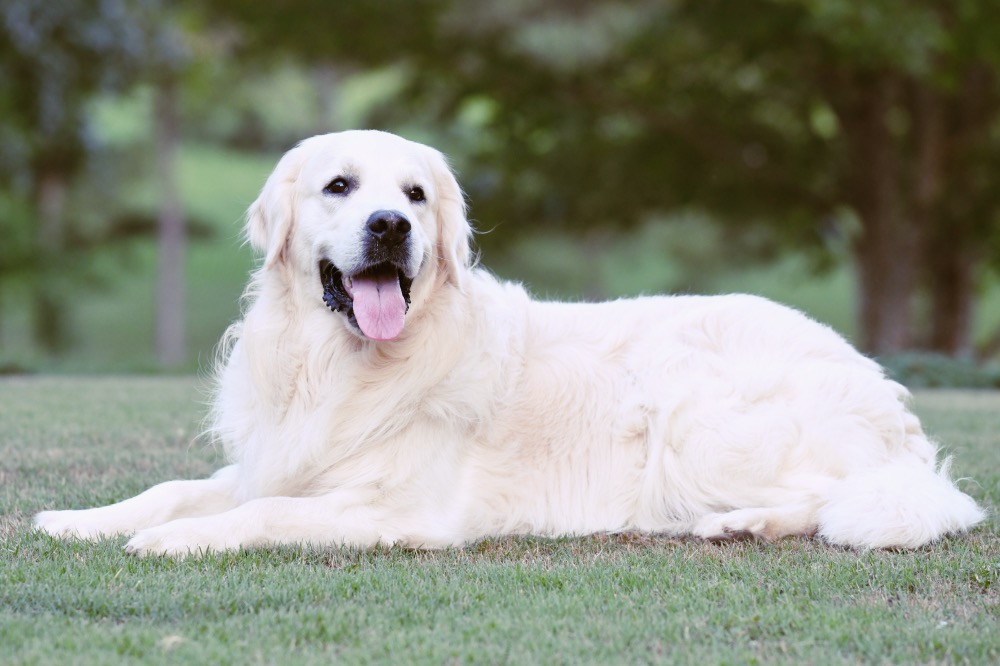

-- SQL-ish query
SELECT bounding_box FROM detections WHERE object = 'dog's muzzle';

[320,210,415,341]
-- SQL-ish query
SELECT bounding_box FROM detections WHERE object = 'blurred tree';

[773,0,1000,356]
[149,9,190,368]
[0,0,185,357]
[202,0,444,65]
[205,0,1000,356]
[391,0,1000,356]
[154,72,186,367]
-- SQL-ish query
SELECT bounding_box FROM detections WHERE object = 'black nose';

[365,210,411,246]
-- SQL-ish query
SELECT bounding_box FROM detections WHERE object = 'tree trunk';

[912,82,977,356]
[154,74,186,367]
[846,73,919,355]
[33,170,70,354]
[313,64,340,132]
[925,241,976,356]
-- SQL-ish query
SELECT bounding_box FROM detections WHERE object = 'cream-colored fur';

[35,130,985,556]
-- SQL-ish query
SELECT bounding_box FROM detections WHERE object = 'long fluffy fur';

[35,130,984,555]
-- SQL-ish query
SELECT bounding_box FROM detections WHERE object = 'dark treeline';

[2,0,999,363]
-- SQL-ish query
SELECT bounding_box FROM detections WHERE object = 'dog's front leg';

[34,465,242,540]
[123,490,452,556]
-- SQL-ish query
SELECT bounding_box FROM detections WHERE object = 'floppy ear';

[431,151,473,287]
[246,141,312,269]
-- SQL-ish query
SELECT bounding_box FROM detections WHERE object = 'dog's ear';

[431,151,472,287]
[246,141,312,269]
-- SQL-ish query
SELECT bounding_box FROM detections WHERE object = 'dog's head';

[246,130,471,341]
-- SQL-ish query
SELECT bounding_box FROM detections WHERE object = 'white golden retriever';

[36,130,984,555]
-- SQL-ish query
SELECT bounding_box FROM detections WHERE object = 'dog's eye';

[324,178,350,195]
[407,186,426,203]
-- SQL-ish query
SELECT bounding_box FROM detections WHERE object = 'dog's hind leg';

[816,460,984,549]
[691,502,820,543]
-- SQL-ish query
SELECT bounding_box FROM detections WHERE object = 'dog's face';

[247,131,470,341]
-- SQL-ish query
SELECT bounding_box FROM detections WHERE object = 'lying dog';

[35,130,984,555]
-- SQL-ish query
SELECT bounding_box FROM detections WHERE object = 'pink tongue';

[351,274,406,340]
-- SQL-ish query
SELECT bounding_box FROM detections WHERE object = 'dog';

[35,130,984,555]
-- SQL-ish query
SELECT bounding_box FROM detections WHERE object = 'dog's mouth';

[320,259,413,341]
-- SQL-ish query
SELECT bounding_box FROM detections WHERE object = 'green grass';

[1,377,998,664]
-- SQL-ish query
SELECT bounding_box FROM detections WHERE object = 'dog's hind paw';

[693,506,818,543]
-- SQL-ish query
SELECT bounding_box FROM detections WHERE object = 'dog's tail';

[816,458,985,548]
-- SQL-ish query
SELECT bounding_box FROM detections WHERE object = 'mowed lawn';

[1,377,997,665]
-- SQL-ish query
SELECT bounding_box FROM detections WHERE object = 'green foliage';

[4,0,1000,363]
[202,0,445,65]
[0,0,183,182]
[410,0,1000,247]
[0,0,191,354]
[0,143,270,373]
[1,377,998,664]
[0,191,36,277]
[368,0,1000,353]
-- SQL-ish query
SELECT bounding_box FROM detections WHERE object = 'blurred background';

[2,0,1000,385]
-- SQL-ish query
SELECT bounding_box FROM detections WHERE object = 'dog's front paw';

[125,518,239,558]
[34,509,126,541]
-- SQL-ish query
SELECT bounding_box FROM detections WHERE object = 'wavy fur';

[35,131,985,555]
